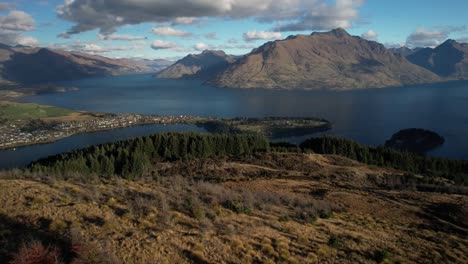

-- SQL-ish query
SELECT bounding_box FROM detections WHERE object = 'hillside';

[0,44,155,84]
[407,40,468,79]
[1,132,467,263]
[0,152,466,263]
[209,28,440,90]
[155,50,236,80]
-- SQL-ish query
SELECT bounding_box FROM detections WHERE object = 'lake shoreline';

[0,112,207,150]
[1,115,333,151]
[13,75,468,160]
[0,119,199,151]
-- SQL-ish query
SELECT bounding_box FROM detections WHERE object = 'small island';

[385,128,445,155]
[197,117,332,138]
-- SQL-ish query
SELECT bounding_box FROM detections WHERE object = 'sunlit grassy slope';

[0,101,75,121]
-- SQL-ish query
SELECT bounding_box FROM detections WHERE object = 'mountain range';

[406,40,468,79]
[208,29,442,90]
[0,45,168,85]
[154,50,236,80]
[158,29,468,90]
[2,28,468,90]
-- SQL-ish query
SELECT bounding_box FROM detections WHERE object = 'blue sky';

[0,0,467,60]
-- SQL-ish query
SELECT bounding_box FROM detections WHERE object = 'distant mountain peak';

[186,50,228,60]
[209,30,440,90]
[201,50,226,55]
[154,50,236,79]
[310,28,351,38]
[330,28,351,38]
[37,48,56,54]
[438,39,458,48]
[407,39,468,78]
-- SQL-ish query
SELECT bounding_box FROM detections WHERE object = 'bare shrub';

[10,240,61,264]
[369,174,468,195]
[127,193,158,218]
[156,191,173,226]
[70,229,121,264]
[185,195,206,220]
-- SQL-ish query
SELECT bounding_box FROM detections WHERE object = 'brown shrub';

[10,240,61,264]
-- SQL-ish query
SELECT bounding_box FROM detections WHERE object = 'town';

[0,113,203,149]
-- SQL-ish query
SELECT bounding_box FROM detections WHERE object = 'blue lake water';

[1,73,467,168]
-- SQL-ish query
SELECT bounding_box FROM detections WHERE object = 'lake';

[1,73,467,168]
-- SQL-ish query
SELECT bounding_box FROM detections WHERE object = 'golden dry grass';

[0,153,466,263]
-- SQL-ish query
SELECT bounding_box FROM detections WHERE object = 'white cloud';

[151,27,192,37]
[81,44,105,53]
[217,43,257,50]
[457,37,468,43]
[151,40,178,50]
[56,0,363,35]
[273,0,363,32]
[98,33,147,41]
[406,29,448,48]
[384,42,405,49]
[49,40,147,54]
[243,31,282,42]
[15,35,40,47]
[405,26,467,48]
[0,31,40,47]
[172,17,200,25]
[193,42,210,51]
[0,10,35,31]
[361,30,378,41]
[0,10,39,46]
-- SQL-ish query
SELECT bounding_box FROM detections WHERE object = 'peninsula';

[0,101,331,150]
[0,101,201,149]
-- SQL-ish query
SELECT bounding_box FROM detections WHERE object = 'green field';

[0,102,75,121]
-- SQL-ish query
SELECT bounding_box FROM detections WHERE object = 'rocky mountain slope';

[209,28,440,90]
[155,50,237,80]
[0,44,155,84]
[407,39,468,79]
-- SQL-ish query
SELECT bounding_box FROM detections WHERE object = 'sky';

[0,0,467,60]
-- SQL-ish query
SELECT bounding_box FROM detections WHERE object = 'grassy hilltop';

[0,133,466,263]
